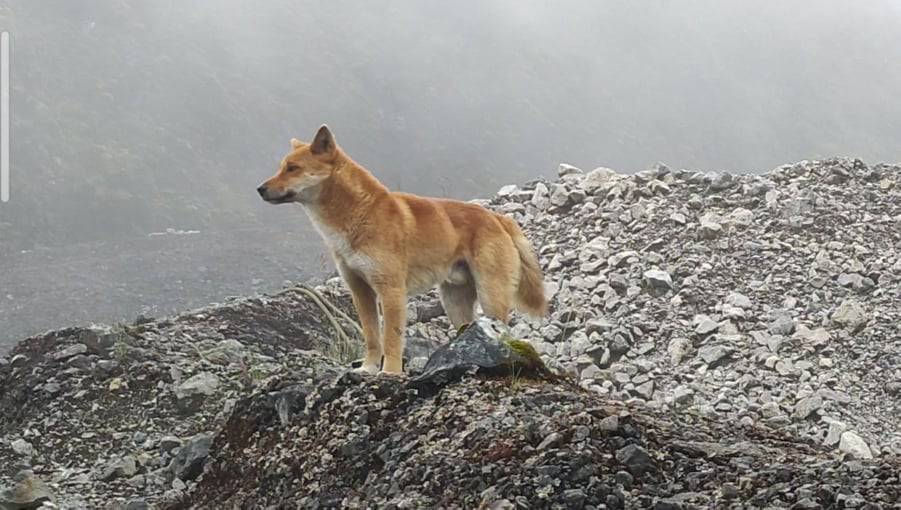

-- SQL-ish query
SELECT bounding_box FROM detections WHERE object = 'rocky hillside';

[2,158,901,508]
[488,157,901,454]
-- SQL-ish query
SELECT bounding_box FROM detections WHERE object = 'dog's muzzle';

[257,184,295,204]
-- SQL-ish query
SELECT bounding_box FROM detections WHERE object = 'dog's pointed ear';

[310,125,336,157]
[290,138,304,149]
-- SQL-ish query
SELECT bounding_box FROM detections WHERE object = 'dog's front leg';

[339,263,382,373]
[377,283,407,374]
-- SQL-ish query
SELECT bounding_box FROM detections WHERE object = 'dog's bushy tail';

[497,214,547,318]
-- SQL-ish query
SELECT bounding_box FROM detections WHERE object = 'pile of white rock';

[409,157,901,460]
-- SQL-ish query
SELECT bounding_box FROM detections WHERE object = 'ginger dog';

[257,125,546,374]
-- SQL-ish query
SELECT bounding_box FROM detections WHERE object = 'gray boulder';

[170,434,213,481]
[0,471,54,510]
[176,372,220,400]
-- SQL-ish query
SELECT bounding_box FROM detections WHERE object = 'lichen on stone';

[500,333,560,382]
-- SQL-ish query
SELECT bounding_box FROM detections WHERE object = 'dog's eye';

[286,164,300,173]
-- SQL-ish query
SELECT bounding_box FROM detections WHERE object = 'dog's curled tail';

[497,214,547,318]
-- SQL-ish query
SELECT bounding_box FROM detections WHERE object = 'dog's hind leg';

[468,234,520,324]
[439,281,477,330]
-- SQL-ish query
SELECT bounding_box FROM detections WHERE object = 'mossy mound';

[410,322,563,394]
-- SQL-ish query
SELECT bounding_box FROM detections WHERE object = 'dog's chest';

[304,208,376,273]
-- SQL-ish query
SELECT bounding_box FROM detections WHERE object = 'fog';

[2,0,901,351]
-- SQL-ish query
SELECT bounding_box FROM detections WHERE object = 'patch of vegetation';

[501,333,565,384]
[326,332,364,366]
[102,323,141,369]
[292,285,364,365]
[237,359,269,388]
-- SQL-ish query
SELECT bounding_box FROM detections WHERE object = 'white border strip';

[1,32,8,203]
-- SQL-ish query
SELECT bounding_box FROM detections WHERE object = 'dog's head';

[257,125,340,204]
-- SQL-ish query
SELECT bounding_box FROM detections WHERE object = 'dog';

[257,125,546,374]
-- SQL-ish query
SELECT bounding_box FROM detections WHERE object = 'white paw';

[378,369,407,379]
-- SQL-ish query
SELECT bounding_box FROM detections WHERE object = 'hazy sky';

[5,2,901,246]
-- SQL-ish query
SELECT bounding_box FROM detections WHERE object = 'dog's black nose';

[256,185,267,197]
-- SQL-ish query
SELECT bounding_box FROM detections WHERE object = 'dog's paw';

[378,369,407,379]
[351,363,380,375]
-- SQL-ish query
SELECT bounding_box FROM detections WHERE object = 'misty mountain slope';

[1,158,900,508]
[0,227,329,354]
